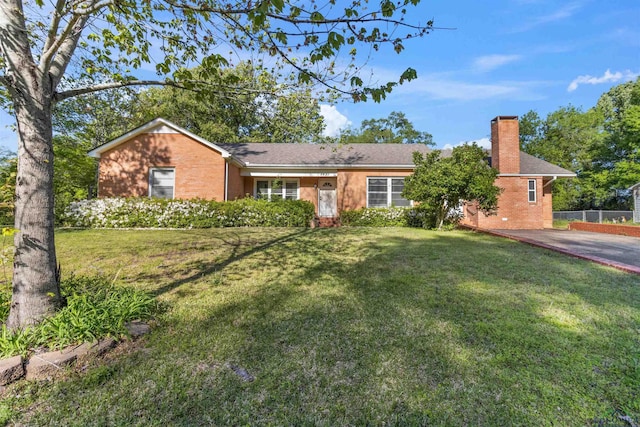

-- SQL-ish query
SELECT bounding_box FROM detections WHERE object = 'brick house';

[88,116,574,229]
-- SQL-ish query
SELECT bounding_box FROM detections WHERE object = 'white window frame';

[528,179,536,203]
[366,177,411,208]
[254,179,300,201]
[149,167,175,199]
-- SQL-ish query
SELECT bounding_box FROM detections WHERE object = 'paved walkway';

[486,228,640,275]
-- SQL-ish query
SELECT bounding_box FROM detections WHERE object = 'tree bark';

[2,63,61,330]
[6,88,61,329]
[1,0,63,329]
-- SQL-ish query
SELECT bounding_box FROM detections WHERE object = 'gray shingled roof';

[217,143,433,166]
[519,152,575,176]
[218,142,575,176]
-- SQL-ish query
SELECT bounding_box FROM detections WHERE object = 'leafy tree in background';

[0,148,16,225]
[519,106,605,210]
[340,111,434,145]
[520,78,640,210]
[52,89,139,149]
[594,78,640,195]
[403,144,500,229]
[0,0,434,329]
[133,64,326,143]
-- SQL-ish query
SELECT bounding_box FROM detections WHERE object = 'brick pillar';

[491,116,520,174]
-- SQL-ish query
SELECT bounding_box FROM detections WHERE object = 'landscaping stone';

[0,356,24,385]
[125,321,151,338]
[75,338,118,364]
[26,349,78,380]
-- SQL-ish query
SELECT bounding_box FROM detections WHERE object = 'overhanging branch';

[53,78,282,102]
[54,80,179,101]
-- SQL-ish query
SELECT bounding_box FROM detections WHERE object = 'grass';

[2,228,639,426]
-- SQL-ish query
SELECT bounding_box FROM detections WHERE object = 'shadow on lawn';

[148,228,311,298]
[134,231,640,423]
[22,229,640,426]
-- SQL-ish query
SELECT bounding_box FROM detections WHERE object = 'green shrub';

[61,197,316,228]
[0,276,158,358]
[340,206,438,228]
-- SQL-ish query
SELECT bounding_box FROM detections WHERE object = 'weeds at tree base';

[0,275,157,358]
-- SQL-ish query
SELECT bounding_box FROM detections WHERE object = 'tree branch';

[42,0,69,55]
[48,14,92,88]
[55,80,176,102]
[54,78,281,102]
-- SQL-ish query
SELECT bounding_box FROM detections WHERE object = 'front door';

[318,179,337,217]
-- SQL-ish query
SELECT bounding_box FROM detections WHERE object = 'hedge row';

[62,197,316,228]
[340,206,439,228]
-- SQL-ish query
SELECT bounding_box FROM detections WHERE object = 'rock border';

[0,321,150,385]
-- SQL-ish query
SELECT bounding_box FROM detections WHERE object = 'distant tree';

[52,136,97,219]
[0,148,16,225]
[594,78,640,193]
[403,143,501,229]
[518,110,543,152]
[340,111,433,145]
[133,64,326,143]
[520,78,640,210]
[52,89,139,149]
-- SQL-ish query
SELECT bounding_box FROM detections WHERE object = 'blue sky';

[322,0,639,148]
[1,0,638,150]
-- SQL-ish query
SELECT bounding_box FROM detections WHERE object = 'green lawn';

[4,228,639,426]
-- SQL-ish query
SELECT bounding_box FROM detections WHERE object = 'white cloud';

[567,69,640,92]
[442,137,491,151]
[395,75,547,102]
[473,54,522,72]
[320,104,351,137]
[511,2,583,33]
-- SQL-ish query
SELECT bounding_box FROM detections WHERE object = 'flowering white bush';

[62,198,315,228]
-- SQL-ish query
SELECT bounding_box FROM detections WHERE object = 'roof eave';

[498,173,576,178]
[243,163,416,169]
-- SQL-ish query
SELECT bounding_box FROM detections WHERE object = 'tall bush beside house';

[61,198,315,228]
[403,144,501,229]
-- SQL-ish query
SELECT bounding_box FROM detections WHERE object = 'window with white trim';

[367,177,411,208]
[149,168,175,199]
[255,179,299,201]
[528,179,536,203]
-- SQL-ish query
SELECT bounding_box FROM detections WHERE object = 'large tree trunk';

[5,75,61,330]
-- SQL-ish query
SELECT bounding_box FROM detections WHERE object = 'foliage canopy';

[403,143,501,229]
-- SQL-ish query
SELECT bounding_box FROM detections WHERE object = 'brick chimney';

[491,116,520,174]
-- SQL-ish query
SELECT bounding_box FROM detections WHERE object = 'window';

[149,168,175,199]
[255,179,299,201]
[528,179,536,203]
[367,177,411,208]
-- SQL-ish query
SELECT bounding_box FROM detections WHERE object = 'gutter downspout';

[543,176,557,188]
[224,161,229,201]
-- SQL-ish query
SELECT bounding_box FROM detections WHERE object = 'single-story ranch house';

[88,115,575,229]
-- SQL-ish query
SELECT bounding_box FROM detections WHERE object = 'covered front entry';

[318,179,337,217]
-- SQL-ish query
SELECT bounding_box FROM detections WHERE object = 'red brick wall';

[569,222,640,237]
[466,176,545,229]
[226,163,246,200]
[491,116,520,174]
[98,132,226,200]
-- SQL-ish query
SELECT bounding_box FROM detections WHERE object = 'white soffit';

[241,170,338,177]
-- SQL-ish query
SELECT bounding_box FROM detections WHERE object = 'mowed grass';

[4,228,640,426]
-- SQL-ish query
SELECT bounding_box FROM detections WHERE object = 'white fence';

[553,210,634,223]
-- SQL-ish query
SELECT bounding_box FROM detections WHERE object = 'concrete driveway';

[490,229,640,274]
